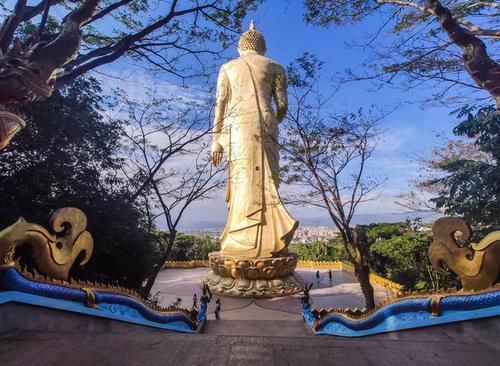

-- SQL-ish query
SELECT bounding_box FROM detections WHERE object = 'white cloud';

[95,67,210,106]
[377,125,417,152]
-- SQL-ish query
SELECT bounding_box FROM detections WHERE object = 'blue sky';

[4,0,477,227]
[176,0,461,227]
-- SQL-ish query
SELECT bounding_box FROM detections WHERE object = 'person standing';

[200,284,212,305]
[328,269,333,283]
[192,293,198,309]
[315,270,320,285]
[215,298,221,320]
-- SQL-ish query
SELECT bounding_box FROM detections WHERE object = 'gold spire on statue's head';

[238,20,266,54]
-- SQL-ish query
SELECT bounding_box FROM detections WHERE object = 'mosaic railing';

[302,286,500,337]
[0,208,207,333]
[0,268,206,333]
[0,266,206,333]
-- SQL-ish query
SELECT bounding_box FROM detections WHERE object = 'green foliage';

[455,106,500,159]
[364,222,408,242]
[0,77,160,289]
[168,234,220,261]
[289,238,347,262]
[13,0,263,84]
[425,106,499,233]
[357,220,457,291]
[290,220,461,291]
[370,230,430,290]
[286,52,323,88]
[302,0,499,104]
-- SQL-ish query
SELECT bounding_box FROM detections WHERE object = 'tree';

[289,239,347,262]
[0,1,262,150]
[357,220,450,291]
[303,0,500,107]
[167,233,220,261]
[113,90,225,294]
[281,54,385,309]
[413,105,499,234]
[1,0,262,86]
[1,0,247,292]
[0,77,160,289]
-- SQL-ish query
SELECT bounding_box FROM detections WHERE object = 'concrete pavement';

[0,317,498,365]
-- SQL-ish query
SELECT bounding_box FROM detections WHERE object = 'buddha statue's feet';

[204,252,304,298]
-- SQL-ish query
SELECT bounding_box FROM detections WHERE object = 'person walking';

[192,293,198,309]
[215,298,221,320]
[315,270,320,286]
[328,269,333,283]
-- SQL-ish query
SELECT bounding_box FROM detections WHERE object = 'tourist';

[192,293,198,308]
[316,270,320,283]
[215,298,221,320]
[201,283,212,305]
[329,269,333,283]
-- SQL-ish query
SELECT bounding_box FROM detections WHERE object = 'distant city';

[179,211,441,244]
[181,226,340,244]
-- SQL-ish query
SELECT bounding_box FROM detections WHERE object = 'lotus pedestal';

[203,252,303,298]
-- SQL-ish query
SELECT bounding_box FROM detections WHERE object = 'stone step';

[202,319,312,337]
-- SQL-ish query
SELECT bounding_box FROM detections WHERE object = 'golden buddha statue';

[205,22,302,297]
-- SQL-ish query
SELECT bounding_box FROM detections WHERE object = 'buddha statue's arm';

[212,65,230,166]
[272,64,288,123]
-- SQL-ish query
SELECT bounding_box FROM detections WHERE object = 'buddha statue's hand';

[211,142,223,166]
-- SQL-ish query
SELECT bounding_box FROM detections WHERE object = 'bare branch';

[82,0,133,26]
[59,1,223,85]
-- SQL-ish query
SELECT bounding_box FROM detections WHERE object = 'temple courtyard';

[151,267,391,323]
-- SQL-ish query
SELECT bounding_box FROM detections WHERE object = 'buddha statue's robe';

[213,50,298,258]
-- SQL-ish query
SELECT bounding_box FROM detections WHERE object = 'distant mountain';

[179,220,225,230]
[298,211,440,226]
[178,211,440,230]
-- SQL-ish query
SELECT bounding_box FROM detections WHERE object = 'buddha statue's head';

[238,20,266,56]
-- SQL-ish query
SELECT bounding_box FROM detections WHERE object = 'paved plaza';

[151,267,392,321]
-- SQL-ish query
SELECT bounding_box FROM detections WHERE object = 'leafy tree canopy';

[289,238,348,262]
[422,106,499,232]
[2,0,263,86]
[0,77,160,289]
[303,0,500,106]
[357,220,455,291]
[167,233,220,261]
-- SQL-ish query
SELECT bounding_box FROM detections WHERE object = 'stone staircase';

[202,319,311,337]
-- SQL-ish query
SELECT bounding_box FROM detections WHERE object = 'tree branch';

[59,1,217,85]
[21,0,63,22]
[0,0,27,53]
[377,0,500,38]
[82,0,133,26]
[428,0,500,107]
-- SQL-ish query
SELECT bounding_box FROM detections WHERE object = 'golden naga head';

[238,20,267,55]
[429,216,500,291]
[0,207,94,280]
